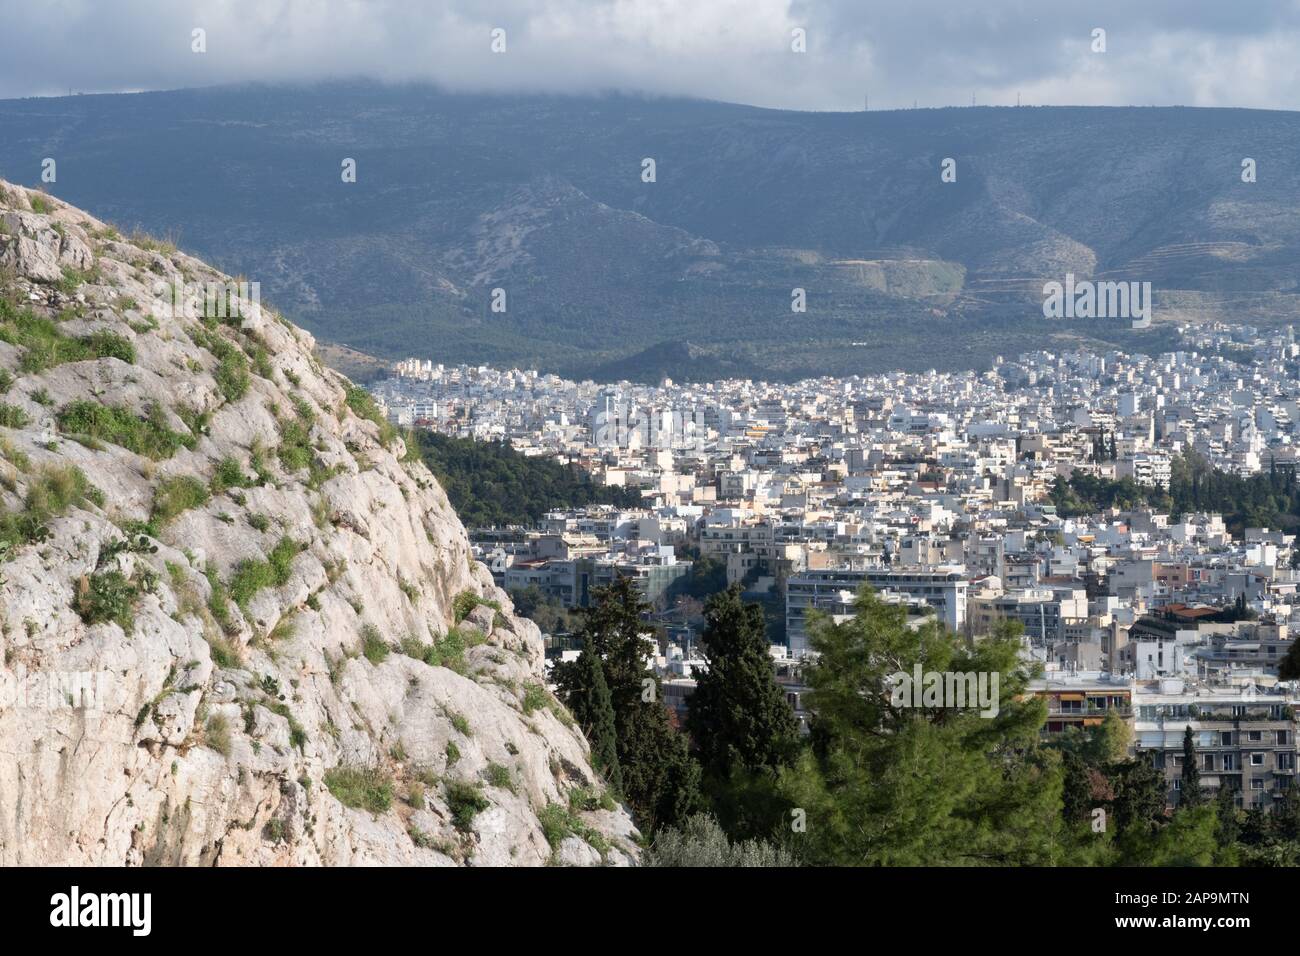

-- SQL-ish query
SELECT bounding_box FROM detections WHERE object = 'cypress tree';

[1279,638,1300,681]
[687,585,800,840]
[1111,752,1167,838]
[554,576,701,833]
[1214,783,1241,846]
[569,646,623,795]
[687,585,798,776]
[1180,725,1203,807]
[1061,749,1093,824]
[1271,785,1300,842]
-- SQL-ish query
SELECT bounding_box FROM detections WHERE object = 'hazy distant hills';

[2,82,1298,381]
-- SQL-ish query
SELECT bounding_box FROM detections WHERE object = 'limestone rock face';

[0,182,637,866]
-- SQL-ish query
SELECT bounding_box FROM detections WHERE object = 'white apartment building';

[786,567,969,655]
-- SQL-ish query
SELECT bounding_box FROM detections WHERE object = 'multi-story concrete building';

[1133,680,1299,810]
[1027,673,1134,737]
[786,566,969,655]
[968,586,1088,644]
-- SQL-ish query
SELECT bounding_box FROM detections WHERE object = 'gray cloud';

[2,0,1299,110]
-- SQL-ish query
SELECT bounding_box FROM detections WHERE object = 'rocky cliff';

[0,180,637,865]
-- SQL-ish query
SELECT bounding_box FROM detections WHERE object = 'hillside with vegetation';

[409,430,641,527]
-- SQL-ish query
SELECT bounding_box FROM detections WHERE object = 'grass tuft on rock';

[151,475,210,526]
[325,765,393,814]
[229,536,301,609]
[0,301,135,372]
[445,780,489,832]
[344,384,397,446]
[1,464,100,558]
[361,623,389,664]
[57,400,188,460]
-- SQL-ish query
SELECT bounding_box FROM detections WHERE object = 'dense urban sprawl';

[369,320,1300,811]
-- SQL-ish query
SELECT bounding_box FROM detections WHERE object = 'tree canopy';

[553,577,701,834]
[777,591,1062,865]
[410,430,640,527]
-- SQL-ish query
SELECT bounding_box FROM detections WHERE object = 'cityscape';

[372,318,1300,813]
[1,0,1296,929]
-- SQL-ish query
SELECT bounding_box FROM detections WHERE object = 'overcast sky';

[2,0,1299,110]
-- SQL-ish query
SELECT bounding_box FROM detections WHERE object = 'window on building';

[1251,753,1265,767]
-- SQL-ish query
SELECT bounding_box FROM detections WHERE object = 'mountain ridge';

[2,85,1298,380]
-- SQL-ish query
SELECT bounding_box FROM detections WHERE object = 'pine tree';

[1145,803,1219,866]
[1180,725,1203,807]
[778,591,1062,865]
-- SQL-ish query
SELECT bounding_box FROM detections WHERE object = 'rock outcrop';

[0,181,637,865]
